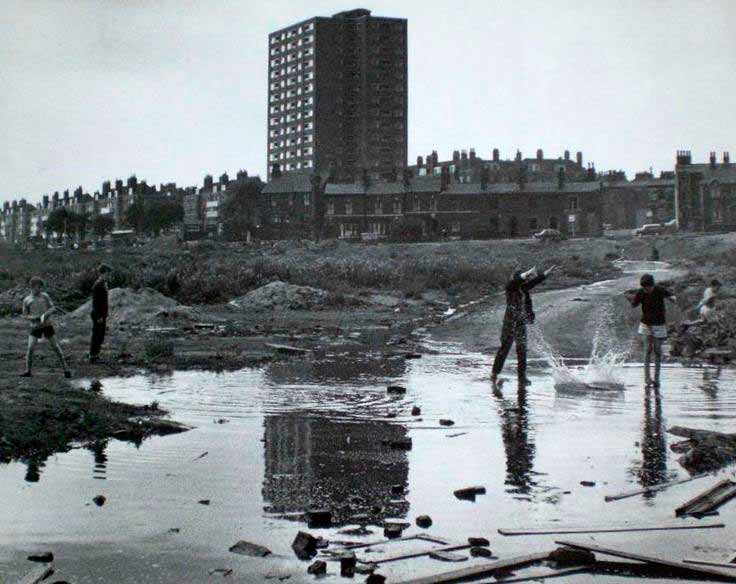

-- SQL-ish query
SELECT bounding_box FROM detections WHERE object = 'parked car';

[634,223,664,237]
[533,228,562,241]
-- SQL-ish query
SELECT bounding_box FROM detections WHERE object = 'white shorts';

[639,323,667,339]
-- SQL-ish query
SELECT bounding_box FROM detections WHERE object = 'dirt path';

[432,261,685,359]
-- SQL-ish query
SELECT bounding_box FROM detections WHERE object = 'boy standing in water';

[491,265,557,387]
[89,264,111,363]
[21,276,71,378]
[625,273,676,388]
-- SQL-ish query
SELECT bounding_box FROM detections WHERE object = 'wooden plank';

[676,478,736,516]
[339,534,451,551]
[392,551,552,584]
[499,522,725,536]
[555,541,736,582]
[683,558,736,569]
[477,566,589,583]
[604,473,709,502]
[264,343,310,355]
[370,543,472,565]
[16,564,54,584]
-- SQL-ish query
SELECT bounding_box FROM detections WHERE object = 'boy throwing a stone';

[21,276,71,378]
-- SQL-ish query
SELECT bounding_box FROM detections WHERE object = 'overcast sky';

[2,0,735,202]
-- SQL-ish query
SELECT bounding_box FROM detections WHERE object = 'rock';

[93,495,106,507]
[580,481,596,487]
[292,531,319,560]
[198,499,211,505]
[416,515,432,528]
[168,528,181,533]
[315,537,329,549]
[366,574,387,584]
[404,353,422,360]
[307,560,327,576]
[468,537,490,547]
[355,563,377,575]
[549,547,596,566]
[209,568,234,577]
[411,406,421,416]
[429,551,468,562]
[306,509,332,528]
[27,551,54,563]
[454,486,486,501]
[229,540,272,557]
[230,282,330,312]
[439,419,455,427]
[387,385,407,394]
[340,552,357,577]
[391,484,405,495]
[470,547,493,558]
[384,525,403,539]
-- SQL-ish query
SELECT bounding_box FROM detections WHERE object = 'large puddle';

[2,350,735,582]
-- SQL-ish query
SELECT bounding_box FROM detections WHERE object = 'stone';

[306,509,332,528]
[416,515,433,528]
[468,537,490,547]
[391,484,405,495]
[404,353,422,360]
[411,406,421,416]
[27,551,54,563]
[454,486,486,501]
[366,574,387,584]
[229,540,272,557]
[292,531,319,560]
[580,481,596,487]
[384,525,403,539]
[439,419,455,426]
[387,385,407,394]
[307,560,327,576]
[340,552,357,577]
[470,547,493,558]
[549,547,596,566]
[93,495,106,507]
[198,499,211,505]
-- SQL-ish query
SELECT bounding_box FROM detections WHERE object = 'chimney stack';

[204,174,214,191]
[515,150,522,162]
[220,172,229,185]
[710,151,717,168]
[576,151,583,166]
[536,149,543,162]
[480,166,489,190]
[431,150,439,166]
[440,165,450,192]
[452,150,460,163]
[557,166,565,190]
[725,152,731,164]
[417,155,424,167]
[469,148,476,163]
[676,150,692,165]
[492,148,500,162]
[564,150,570,161]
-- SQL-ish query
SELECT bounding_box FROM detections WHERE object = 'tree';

[124,196,146,233]
[146,199,184,236]
[68,211,89,241]
[92,215,115,240]
[45,208,71,243]
[222,179,264,241]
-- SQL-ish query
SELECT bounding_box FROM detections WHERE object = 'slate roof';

[679,164,736,183]
[262,172,313,194]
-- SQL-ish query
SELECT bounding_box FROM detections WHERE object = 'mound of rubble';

[229,281,330,311]
[66,287,183,327]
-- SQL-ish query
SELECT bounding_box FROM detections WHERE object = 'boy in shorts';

[21,276,71,378]
[625,273,676,388]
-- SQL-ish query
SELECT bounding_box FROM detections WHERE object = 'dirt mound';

[65,287,179,326]
[229,281,329,311]
[0,286,26,314]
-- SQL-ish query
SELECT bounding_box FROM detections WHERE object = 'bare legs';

[643,336,663,387]
[23,335,70,377]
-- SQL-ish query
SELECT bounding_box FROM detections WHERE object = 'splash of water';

[529,304,628,390]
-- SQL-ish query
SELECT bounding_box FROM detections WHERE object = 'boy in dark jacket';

[491,265,557,386]
[89,264,111,363]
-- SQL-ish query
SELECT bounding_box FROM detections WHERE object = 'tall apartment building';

[267,8,408,182]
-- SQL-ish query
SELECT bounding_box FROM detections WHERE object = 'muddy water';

[2,261,736,583]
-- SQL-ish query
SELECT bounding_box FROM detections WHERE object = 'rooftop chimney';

[492,148,500,162]
[564,150,570,161]
[440,166,450,192]
[452,150,460,163]
[469,148,477,163]
[724,152,730,165]
[710,151,717,168]
[431,150,439,166]
[515,150,522,162]
[204,174,214,191]
[220,172,229,185]
[576,151,583,166]
[676,150,692,165]
[557,166,565,190]
[536,149,543,162]
[417,155,424,167]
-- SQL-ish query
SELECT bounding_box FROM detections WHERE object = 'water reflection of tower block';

[262,414,410,524]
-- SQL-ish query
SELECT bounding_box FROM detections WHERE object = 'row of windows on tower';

[270,47,313,68]
[270,22,314,45]
[269,84,315,103]
[269,99,314,115]
[270,72,314,91]
[269,136,313,150]
[271,60,314,79]
[270,122,314,138]
[270,34,314,55]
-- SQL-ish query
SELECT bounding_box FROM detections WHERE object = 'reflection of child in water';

[697,279,722,322]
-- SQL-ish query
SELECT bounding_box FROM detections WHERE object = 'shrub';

[143,335,174,360]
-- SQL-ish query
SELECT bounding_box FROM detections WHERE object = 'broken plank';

[499,522,724,536]
[370,543,472,565]
[555,540,736,582]
[683,558,736,569]
[392,551,552,584]
[264,343,310,355]
[339,534,450,551]
[676,478,736,517]
[16,564,54,584]
[604,473,709,502]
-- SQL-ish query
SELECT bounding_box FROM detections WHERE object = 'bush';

[143,335,174,360]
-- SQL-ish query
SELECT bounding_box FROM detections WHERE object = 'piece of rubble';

[411,406,421,416]
[454,486,486,501]
[580,481,596,487]
[366,574,386,584]
[429,550,468,562]
[27,551,54,563]
[416,515,433,528]
[384,525,403,539]
[439,419,455,426]
[198,499,211,505]
[209,568,234,577]
[93,495,106,507]
[307,560,326,576]
[549,547,596,566]
[470,547,493,558]
[387,385,407,395]
[306,509,332,528]
[355,563,377,575]
[468,537,490,547]
[292,531,319,560]
[340,552,357,577]
[228,540,272,557]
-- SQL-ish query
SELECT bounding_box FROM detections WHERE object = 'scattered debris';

[355,563,378,575]
[315,537,329,549]
[198,499,211,505]
[676,478,736,517]
[446,432,468,439]
[404,353,422,360]
[17,563,54,584]
[228,540,272,557]
[557,540,736,581]
[192,451,209,461]
[27,552,54,563]
[498,523,724,536]
[470,547,493,558]
[439,419,455,427]
[265,343,311,356]
[429,551,467,562]
[209,568,234,577]
[416,515,433,529]
[168,528,181,533]
[604,473,709,502]
[668,426,736,473]
[384,525,404,539]
[230,282,330,311]
[411,406,421,416]
[292,531,319,560]
[366,574,387,584]
[307,560,327,576]
[453,486,486,501]
[467,537,489,547]
[548,547,597,566]
[92,495,106,507]
[387,385,407,395]
[580,481,596,487]
[340,551,357,577]
[307,509,332,528]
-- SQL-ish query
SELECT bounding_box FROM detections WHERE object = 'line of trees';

[124,197,184,236]
[44,208,116,243]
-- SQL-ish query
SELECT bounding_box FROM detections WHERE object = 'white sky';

[2,0,735,202]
